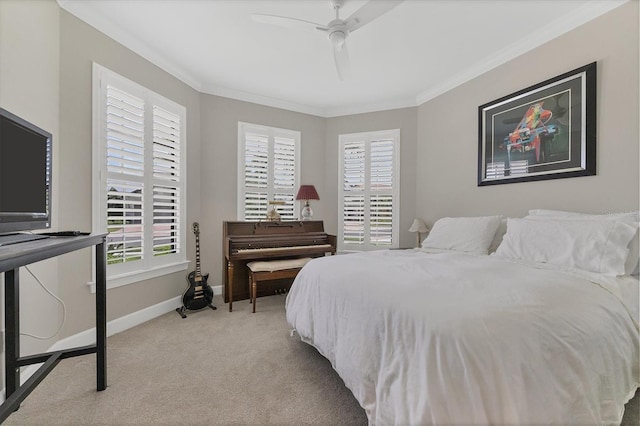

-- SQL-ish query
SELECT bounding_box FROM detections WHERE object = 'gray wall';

[57,10,202,335]
[0,0,61,358]
[416,1,639,225]
[199,95,326,287]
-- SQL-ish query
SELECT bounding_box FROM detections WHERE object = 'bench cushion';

[247,257,312,273]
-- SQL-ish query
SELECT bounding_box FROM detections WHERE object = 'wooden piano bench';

[246,257,312,313]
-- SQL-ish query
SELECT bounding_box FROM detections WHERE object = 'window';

[339,129,400,252]
[238,122,300,221]
[92,64,187,289]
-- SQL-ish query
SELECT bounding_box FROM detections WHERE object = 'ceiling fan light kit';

[251,0,403,80]
[328,30,347,49]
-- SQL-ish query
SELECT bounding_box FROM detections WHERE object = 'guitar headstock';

[192,222,200,236]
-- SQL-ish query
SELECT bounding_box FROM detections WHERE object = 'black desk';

[0,234,107,423]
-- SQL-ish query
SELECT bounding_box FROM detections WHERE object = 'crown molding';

[58,0,628,118]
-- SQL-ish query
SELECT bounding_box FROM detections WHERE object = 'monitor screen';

[0,108,52,233]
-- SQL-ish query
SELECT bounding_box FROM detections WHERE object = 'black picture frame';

[478,62,596,186]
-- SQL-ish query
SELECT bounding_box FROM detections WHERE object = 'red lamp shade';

[295,185,319,201]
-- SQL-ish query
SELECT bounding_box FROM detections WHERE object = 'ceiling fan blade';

[344,0,403,33]
[333,41,351,81]
[251,14,328,32]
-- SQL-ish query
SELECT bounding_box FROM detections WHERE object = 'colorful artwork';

[478,62,596,186]
[504,102,557,163]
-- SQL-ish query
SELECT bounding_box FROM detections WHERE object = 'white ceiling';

[58,0,626,117]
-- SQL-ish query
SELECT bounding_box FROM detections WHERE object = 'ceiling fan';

[251,0,403,80]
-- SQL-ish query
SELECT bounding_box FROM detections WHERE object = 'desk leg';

[95,241,107,391]
[4,269,20,401]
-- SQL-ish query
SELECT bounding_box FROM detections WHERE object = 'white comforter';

[285,249,639,425]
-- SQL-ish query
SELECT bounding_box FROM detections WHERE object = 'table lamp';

[295,185,320,221]
[408,218,429,247]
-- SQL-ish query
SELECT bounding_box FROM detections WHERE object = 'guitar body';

[177,222,216,318]
[182,271,214,311]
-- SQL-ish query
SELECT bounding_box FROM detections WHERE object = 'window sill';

[87,260,189,293]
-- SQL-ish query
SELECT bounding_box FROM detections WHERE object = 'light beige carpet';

[4,294,639,425]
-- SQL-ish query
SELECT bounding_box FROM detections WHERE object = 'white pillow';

[494,218,639,276]
[422,216,502,255]
[526,210,640,275]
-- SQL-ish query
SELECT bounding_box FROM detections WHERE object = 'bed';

[285,212,640,425]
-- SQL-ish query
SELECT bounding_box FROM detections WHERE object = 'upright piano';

[223,220,336,311]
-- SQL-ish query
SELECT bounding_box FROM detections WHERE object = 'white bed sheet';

[285,249,640,425]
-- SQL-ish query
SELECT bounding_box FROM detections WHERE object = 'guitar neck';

[195,233,202,280]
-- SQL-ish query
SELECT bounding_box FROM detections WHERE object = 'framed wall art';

[478,62,596,186]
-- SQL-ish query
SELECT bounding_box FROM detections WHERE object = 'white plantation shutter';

[244,192,268,221]
[369,139,394,245]
[244,133,268,188]
[343,142,366,244]
[152,106,181,257]
[370,194,393,245]
[344,142,366,191]
[370,140,394,190]
[343,194,365,244]
[238,123,299,221]
[273,136,296,220]
[339,130,399,251]
[243,133,269,220]
[274,137,295,189]
[94,64,187,285]
[105,85,145,265]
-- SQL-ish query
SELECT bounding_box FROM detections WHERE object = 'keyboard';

[235,244,333,254]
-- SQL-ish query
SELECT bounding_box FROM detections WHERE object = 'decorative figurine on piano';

[266,200,284,221]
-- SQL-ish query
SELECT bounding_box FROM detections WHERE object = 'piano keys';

[223,220,336,311]
[235,244,333,254]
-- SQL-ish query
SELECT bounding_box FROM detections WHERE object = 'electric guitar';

[177,222,216,318]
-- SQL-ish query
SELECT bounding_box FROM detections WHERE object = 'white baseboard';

[52,295,183,351]
[2,294,187,401]
[50,285,222,351]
